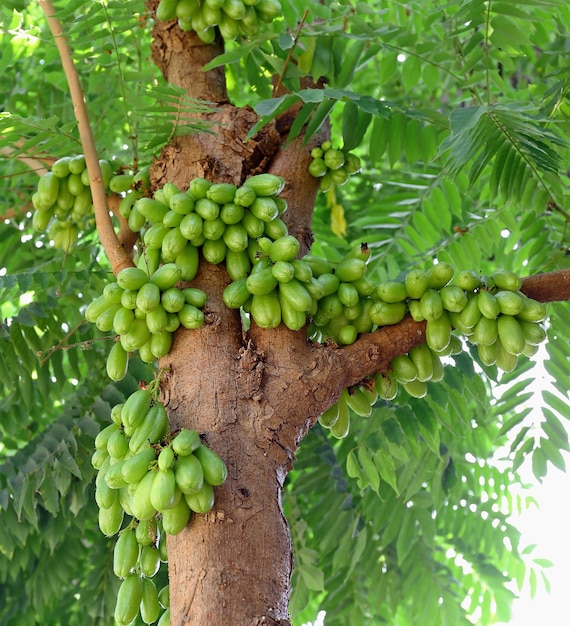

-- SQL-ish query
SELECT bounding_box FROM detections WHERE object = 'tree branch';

[38,0,133,275]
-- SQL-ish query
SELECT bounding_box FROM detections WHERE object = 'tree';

[1,0,570,624]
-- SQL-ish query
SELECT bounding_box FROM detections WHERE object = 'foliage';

[1,0,570,625]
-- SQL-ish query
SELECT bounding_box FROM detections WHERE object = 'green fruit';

[279,278,314,312]
[271,260,295,283]
[220,202,245,225]
[110,174,134,194]
[96,303,122,332]
[194,444,227,486]
[184,481,215,514]
[495,290,525,316]
[376,281,407,303]
[520,320,546,346]
[139,544,161,578]
[135,518,158,547]
[129,402,169,453]
[318,402,340,428]
[477,289,500,319]
[149,264,182,291]
[168,192,195,215]
[427,262,454,289]
[174,245,199,282]
[496,339,518,372]
[161,496,192,535]
[107,342,129,382]
[302,254,333,277]
[158,608,171,626]
[375,371,398,401]
[491,270,522,292]
[391,354,417,383]
[174,453,204,495]
[472,316,498,346]
[161,287,185,313]
[459,293,482,329]
[329,392,350,438]
[202,238,227,264]
[51,156,72,178]
[425,311,452,352]
[95,475,119,509]
[269,235,300,262]
[202,217,226,241]
[98,500,124,537]
[369,300,407,326]
[223,277,251,309]
[172,429,201,456]
[497,315,526,355]
[335,258,367,282]
[104,460,128,489]
[131,470,158,521]
[323,148,345,170]
[251,197,279,222]
[234,185,257,207]
[117,267,150,291]
[344,386,372,416]
[405,268,429,299]
[121,446,157,485]
[245,268,278,296]
[195,197,220,221]
[337,282,359,308]
[158,585,170,609]
[419,288,444,321]
[477,341,498,366]
[279,291,307,330]
[120,318,151,352]
[225,249,251,280]
[37,172,60,207]
[136,282,161,314]
[68,154,86,175]
[456,269,481,291]
[308,157,327,177]
[158,446,175,471]
[440,285,468,313]
[140,578,161,624]
[516,296,547,322]
[150,330,173,358]
[122,389,153,433]
[178,304,205,329]
[92,448,109,470]
[223,223,249,252]
[85,295,115,323]
[251,291,281,328]
[408,299,424,322]
[207,183,237,205]
[409,343,434,382]
[95,423,120,451]
[242,173,285,196]
[104,282,125,304]
[402,379,428,399]
[115,574,143,626]
[114,529,140,579]
[107,428,130,460]
[241,211,265,238]
[135,198,169,223]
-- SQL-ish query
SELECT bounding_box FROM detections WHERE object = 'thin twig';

[38,0,133,275]
[272,10,310,98]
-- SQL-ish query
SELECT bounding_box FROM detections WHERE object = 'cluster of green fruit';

[318,264,548,438]
[85,265,207,378]
[91,386,227,625]
[156,0,282,42]
[308,141,362,193]
[31,154,147,249]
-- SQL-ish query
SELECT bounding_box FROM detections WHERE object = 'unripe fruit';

[194,444,228,486]
[172,429,201,456]
[114,574,143,626]
[114,530,140,579]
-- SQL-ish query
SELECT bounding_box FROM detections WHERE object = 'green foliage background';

[0,0,569,624]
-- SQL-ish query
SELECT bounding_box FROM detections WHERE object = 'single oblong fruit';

[114,529,140,579]
[174,449,204,493]
[194,444,227,486]
[140,578,161,624]
[172,429,201,456]
[491,270,523,292]
[497,315,526,355]
[478,289,500,319]
[106,342,129,382]
[425,311,452,352]
[184,481,215,514]
[150,468,178,511]
[114,574,143,626]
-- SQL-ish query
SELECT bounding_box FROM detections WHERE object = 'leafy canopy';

[1,0,570,625]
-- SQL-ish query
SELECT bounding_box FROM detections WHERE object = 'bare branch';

[38,0,133,275]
